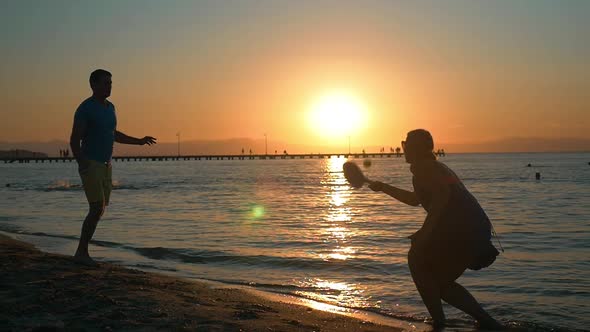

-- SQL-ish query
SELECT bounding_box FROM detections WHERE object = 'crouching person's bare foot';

[477,317,505,330]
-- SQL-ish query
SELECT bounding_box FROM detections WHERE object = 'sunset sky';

[1,1,588,151]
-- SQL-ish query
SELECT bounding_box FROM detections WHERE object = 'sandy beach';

[0,234,410,332]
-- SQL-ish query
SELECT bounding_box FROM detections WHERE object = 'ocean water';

[1,153,589,331]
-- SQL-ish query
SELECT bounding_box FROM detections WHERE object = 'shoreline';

[0,234,424,331]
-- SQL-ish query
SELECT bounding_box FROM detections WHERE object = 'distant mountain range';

[0,137,588,157]
[0,149,48,158]
[438,137,590,153]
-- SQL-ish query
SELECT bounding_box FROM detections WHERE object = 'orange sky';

[1,1,588,150]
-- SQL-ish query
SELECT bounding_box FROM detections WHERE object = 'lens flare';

[251,205,266,219]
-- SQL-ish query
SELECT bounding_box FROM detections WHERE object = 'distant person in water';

[70,69,157,265]
[368,129,503,330]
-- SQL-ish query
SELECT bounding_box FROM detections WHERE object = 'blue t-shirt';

[74,97,117,163]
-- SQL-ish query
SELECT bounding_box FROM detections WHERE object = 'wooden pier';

[2,153,405,164]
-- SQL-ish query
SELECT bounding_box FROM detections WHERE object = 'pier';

[2,153,405,164]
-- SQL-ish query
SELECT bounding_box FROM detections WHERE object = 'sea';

[1,153,589,331]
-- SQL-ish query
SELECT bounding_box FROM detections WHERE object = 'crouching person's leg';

[408,245,445,328]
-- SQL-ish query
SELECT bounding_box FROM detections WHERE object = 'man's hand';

[368,181,384,192]
[141,136,157,146]
[115,131,157,146]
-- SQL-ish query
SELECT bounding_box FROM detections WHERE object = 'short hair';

[406,129,436,161]
[89,69,112,87]
[407,129,434,151]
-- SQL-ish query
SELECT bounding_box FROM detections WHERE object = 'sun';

[308,91,367,138]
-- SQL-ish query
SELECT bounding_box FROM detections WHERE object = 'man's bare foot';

[425,318,446,331]
[73,254,98,267]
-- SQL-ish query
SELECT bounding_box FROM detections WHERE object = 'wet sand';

[0,234,408,331]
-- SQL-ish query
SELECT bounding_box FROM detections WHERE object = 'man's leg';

[74,201,105,263]
[76,160,109,264]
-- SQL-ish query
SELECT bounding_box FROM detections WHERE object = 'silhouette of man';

[70,69,156,265]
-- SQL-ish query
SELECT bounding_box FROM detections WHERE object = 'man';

[70,69,156,265]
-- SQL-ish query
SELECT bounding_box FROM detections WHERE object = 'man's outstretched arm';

[115,130,157,146]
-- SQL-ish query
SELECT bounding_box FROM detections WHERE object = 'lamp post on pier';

[176,132,180,157]
[264,133,268,155]
[348,135,351,155]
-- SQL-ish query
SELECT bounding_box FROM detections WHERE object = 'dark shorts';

[408,239,469,286]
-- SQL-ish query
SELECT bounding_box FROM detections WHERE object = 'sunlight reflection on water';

[296,157,375,309]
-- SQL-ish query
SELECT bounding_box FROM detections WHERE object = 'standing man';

[70,69,156,265]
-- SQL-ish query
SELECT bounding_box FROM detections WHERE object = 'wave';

[191,277,432,323]
[45,180,82,191]
[129,246,402,274]
[0,227,125,249]
[40,182,158,192]
[0,226,402,274]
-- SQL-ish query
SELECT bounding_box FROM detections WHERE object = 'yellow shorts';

[79,160,112,205]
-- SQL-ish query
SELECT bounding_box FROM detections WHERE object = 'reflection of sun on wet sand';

[0,234,403,332]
